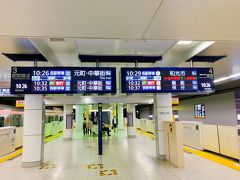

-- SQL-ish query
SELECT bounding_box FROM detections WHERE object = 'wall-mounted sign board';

[10,67,116,94]
[121,67,214,93]
[194,104,206,118]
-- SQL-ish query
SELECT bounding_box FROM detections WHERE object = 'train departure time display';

[0,88,12,96]
[10,67,116,94]
[121,67,215,93]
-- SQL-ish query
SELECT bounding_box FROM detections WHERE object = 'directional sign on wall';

[10,67,116,94]
[121,67,214,93]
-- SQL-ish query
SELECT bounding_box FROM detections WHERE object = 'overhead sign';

[16,100,24,108]
[10,67,116,94]
[121,67,214,93]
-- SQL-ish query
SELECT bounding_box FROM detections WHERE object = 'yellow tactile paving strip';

[100,169,117,176]
[39,163,57,169]
[87,163,118,176]
[0,148,23,164]
[184,146,240,171]
[136,129,155,139]
[0,132,63,164]
[137,128,240,172]
[87,163,103,169]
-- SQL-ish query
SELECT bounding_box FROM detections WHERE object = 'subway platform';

[0,130,239,180]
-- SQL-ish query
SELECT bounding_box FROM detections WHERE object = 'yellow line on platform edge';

[0,132,63,164]
[136,129,155,139]
[136,128,240,172]
[183,146,240,172]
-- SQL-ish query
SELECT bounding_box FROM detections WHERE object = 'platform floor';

[0,130,240,180]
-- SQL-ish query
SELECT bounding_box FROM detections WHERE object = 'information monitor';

[10,67,116,94]
[121,67,214,93]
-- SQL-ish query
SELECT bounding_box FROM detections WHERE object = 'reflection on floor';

[0,130,240,180]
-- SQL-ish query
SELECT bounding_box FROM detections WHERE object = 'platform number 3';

[12,67,17,74]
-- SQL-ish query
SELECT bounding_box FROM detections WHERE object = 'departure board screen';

[121,67,214,93]
[0,88,12,96]
[10,67,116,94]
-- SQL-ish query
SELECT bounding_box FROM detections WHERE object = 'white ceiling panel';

[179,41,240,82]
[155,41,214,67]
[0,0,162,39]
[0,37,38,53]
[30,38,81,66]
[144,0,240,40]
[200,41,240,78]
[0,37,51,69]
[199,42,236,56]
[0,54,50,68]
[75,39,176,55]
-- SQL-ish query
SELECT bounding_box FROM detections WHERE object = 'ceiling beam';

[30,38,81,67]
[153,41,214,67]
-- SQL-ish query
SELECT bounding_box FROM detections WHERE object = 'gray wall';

[138,106,153,120]
[139,106,150,119]
[179,92,237,126]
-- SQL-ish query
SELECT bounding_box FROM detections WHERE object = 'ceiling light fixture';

[177,41,193,45]
[49,38,65,42]
[214,72,240,83]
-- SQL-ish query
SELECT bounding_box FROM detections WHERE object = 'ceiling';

[75,39,176,56]
[0,1,240,40]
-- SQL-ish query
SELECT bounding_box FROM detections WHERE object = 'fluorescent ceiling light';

[177,41,193,45]
[214,77,228,83]
[214,72,240,83]
[228,72,240,79]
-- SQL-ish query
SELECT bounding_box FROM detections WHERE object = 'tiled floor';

[0,130,240,180]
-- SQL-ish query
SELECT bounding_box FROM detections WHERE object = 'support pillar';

[22,95,44,167]
[98,103,103,155]
[63,105,73,140]
[154,93,173,160]
[75,104,84,131]
[117,103,124,130]
[110,110,113,127]
[127,104,136,138]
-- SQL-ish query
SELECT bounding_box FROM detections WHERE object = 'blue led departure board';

[10,67,116,94]
[0,88,12,96]
[121,67,214,93]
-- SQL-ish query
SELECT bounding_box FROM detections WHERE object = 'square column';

[63,105,73,140]
[127,104,136,138]
[22,95,44,168]
[117,103,124,130]
[75,104,84,131]
[154,93,173,160]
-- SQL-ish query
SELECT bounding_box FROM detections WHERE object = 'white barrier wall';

[136,118,155,134]
[202,124,220,153]
[182,121,203,150]
[0,127,16,157]
[218,125,239,159]
[179,92,240,160]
